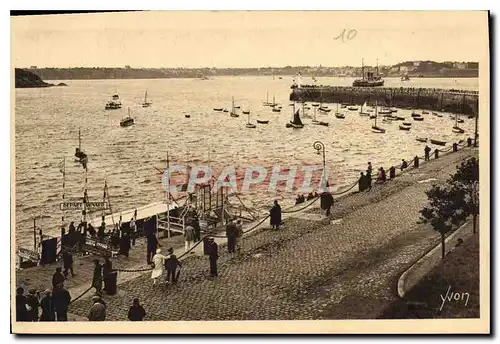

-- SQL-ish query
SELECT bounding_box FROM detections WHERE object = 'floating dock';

[290,86,479,115]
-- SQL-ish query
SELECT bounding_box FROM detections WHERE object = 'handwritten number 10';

[334,29,357,42]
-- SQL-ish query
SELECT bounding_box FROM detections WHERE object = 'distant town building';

[29,65,37,69]
[453,62,467,69]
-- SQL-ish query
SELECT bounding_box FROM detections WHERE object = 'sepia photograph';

[10,10,490,334]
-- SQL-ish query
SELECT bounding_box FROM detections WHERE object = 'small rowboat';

[416,137,428,143]
[370,115,377,119]
[340,104,347,108]
[411,112,421,118]
[257,120,269,124]
[230,112,239,117]
[223,109,229,113]
[422,110,429,114]
[319,107,331,113]
[245,123,256,128]
[452,126,465,134]
[396,116,405,121]
[379,108,392,115]
[348,106,359,111]
[399,125,411,131]
[403,122,412,126]
[413,117,424,121]
[242,110,250,115]
[430,139,446,146]
[468,114,475,119]
[272,108,281,112]
[335,113,345,119]
[213,108,223,111]
[372,126,386,133]
[185,114,191,118]
[457,118,464,123]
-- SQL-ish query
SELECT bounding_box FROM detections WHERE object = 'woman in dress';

[151,248,167,285]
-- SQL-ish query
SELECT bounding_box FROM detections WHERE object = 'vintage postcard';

[11,10,490,334]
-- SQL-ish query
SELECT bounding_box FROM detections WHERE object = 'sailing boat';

[334,103,345,119]
[142,90,152,107]
[318,90,331,113]
[230,97,239,117]
[245,112,256,128]
[262,92,273,106]
[74,129,87,163]
[371,102,386,133]
[271,95,281,112]
[120,108,135,127]
[286,104,305,128]
[359,101,370,116]
[452,113,465,133]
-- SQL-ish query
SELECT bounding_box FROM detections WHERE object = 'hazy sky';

[11,11,488,68]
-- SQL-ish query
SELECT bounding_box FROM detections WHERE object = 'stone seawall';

[290,86,479,115]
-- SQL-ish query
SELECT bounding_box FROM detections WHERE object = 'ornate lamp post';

[313,141,327,189]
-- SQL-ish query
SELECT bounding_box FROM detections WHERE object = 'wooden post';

[33,218,37,251]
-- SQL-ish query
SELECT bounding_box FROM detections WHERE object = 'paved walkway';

[65,147,477,320]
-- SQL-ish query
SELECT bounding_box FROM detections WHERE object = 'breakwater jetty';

[290,86,479,115]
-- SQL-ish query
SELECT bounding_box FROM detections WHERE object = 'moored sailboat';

[105,93,122,110]
[142,90,152,107]
[452,113,465,133]
[230,97,239,117]
[245,112,256,128]
[371,102,386,133]
[120,108,135,127]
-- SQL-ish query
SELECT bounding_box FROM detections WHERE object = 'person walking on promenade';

[62,249,75,278]
[102,256,113,293]
[389,166,396,180]
[270,200,282,230]
[39,289,55,322]
[128,298,146,321]
[400,159,408,170]
[226,220,237,256]
[376,167,387,183]
[68,221,76,234]
[192,215,201,242]
[88,295,106,321]
[92,259,103,293]
[235,219,243,253]
[320,188,334,217]
[367,162,373,175]
[130,218,137,246]
[151,249,167,286]
[98,220,106,242]
[424,145,431,161]
[146,233,160,265]
[25,288,40,321]
[366,169,372,190]
[52,283,71,321]
[52,267,65,287]
[16,287,29,322]
[358,172,367,192]
[207,238,219,278]
[184,223,195,253]
[119,233,131,257]
[414,155,420,168]
[164,247,182,284]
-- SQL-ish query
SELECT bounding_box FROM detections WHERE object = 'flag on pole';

[59,158,65,174]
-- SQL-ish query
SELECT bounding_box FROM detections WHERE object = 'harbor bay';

[14,76,478,247]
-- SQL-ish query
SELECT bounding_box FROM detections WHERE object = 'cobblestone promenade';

[62,148,477,320]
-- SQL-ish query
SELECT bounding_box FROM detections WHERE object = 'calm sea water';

[14,76,478,246]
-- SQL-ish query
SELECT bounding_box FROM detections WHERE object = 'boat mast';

[374,100,378,127]
[144,90,147,103]
[376,59,379,77]
[61,157,66,230]
[266,92,269,103]
[78,129,81,151]
[455,113,458,127]
[232,96,235,113]
[273,94,276,106]
[166,151,170,239]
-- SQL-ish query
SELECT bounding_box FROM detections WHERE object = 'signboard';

[60,200,108,211]
[17,247,39,262]
[84,237,112,257]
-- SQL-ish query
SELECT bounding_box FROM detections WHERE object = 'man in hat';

[88,295,106,321]
[269,200,282,230]
[52,267,65,287]
[15,287,29,322]
[235,219,243,252]
[184,223,195,253]
[52,282,71,321]
[225,220,237,256]
[25,288,40,321]
[164,247,182,284]
[128,298,146,321]
[39,289,55,322]
[207,238,219,278]
[92,259,103,293]
[62,249,75,278]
